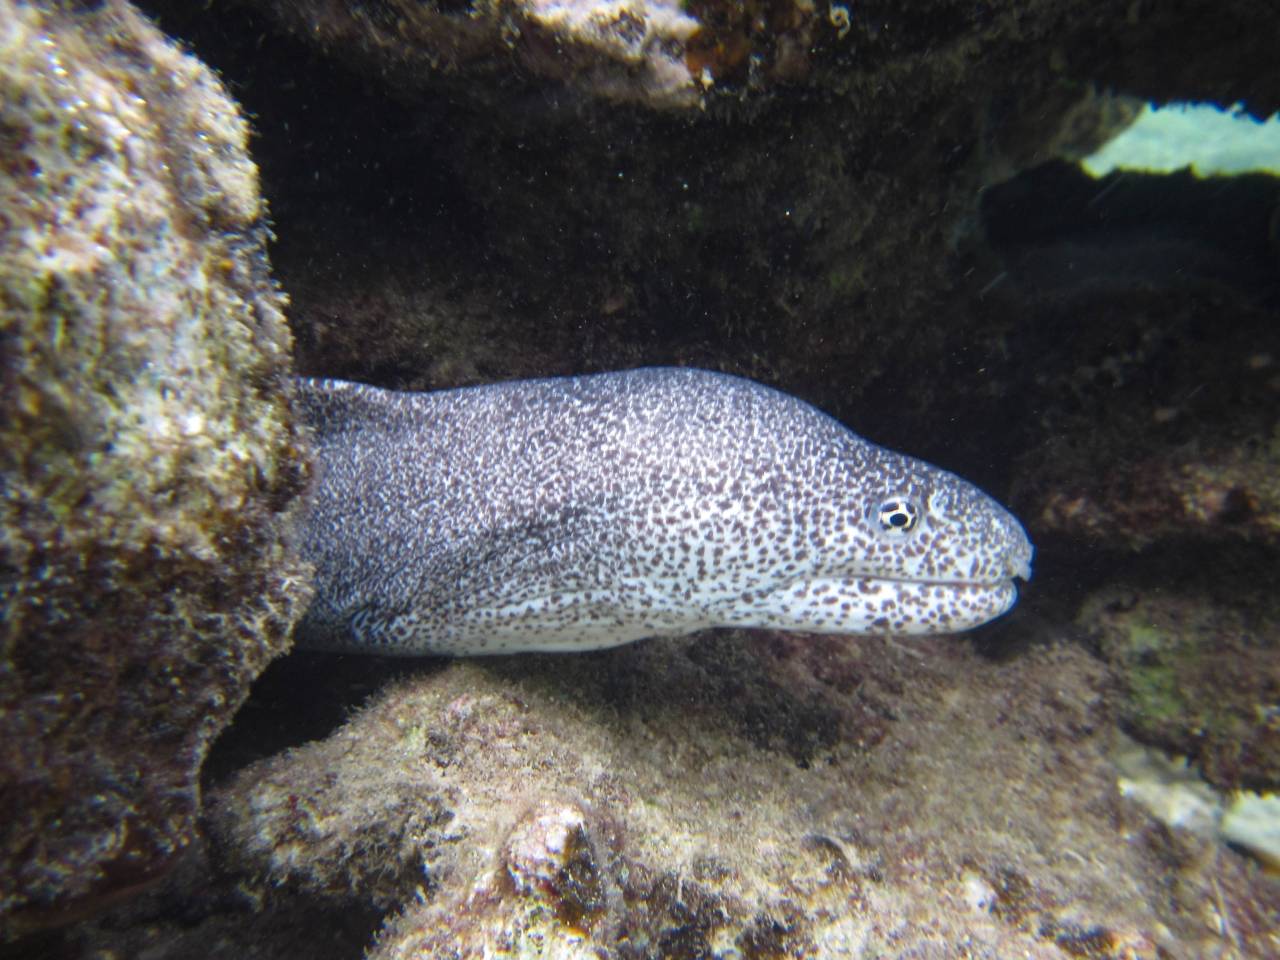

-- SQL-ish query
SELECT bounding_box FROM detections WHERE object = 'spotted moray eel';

[293,367,1033,655]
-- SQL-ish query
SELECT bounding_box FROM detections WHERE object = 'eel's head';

[723,446,1034,637]
[843,466,1035,634]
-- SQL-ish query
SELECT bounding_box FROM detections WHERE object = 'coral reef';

[0,0,310,938]
[1035,446,1280,554]
[972,162,1280,795]
[7,0,1280,955]
[1220,792,1280,870]
[197,635,1278,957]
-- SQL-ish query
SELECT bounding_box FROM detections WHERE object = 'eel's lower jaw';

[714,574,1021,636]
[877,578,1020,635]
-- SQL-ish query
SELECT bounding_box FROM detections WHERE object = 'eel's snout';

[1000,516,1035,583]
[1009,542,1034,581]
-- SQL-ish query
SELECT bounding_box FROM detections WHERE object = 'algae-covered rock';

[241,0,714,110]
[0,0,310,936]
[236,0,1280,117]
[206,635,1278,957]
[1079,589,1280,793]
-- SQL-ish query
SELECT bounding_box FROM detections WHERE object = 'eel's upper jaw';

[1010,539,1034,582]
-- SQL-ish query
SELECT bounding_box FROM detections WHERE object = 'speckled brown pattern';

[294,368,1032,654]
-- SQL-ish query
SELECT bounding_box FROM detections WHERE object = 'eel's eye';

[876,498,920,535]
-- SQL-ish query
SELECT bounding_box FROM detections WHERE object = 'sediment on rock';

[0,0,310,938]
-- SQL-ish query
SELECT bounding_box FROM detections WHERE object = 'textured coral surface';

[99,633,1280,957]
[0,0,310,937]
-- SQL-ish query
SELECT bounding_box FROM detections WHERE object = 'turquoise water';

[1084,101,1280,177]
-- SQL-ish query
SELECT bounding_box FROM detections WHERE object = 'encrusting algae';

[0,0,310,936]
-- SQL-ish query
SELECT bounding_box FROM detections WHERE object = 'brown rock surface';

[202,634,1275,957]
[0,0,310,937]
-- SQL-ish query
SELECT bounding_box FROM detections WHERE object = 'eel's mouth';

[875,573,1024,589]
[839,576,1021,635]
[712,572,1022,636]
[1008,541,1035,582]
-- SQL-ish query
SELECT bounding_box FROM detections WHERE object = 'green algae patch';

[1125,658,1187,728]
[1114,623,1190,728]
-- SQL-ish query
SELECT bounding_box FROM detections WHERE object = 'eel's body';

[293,367,1033,655]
